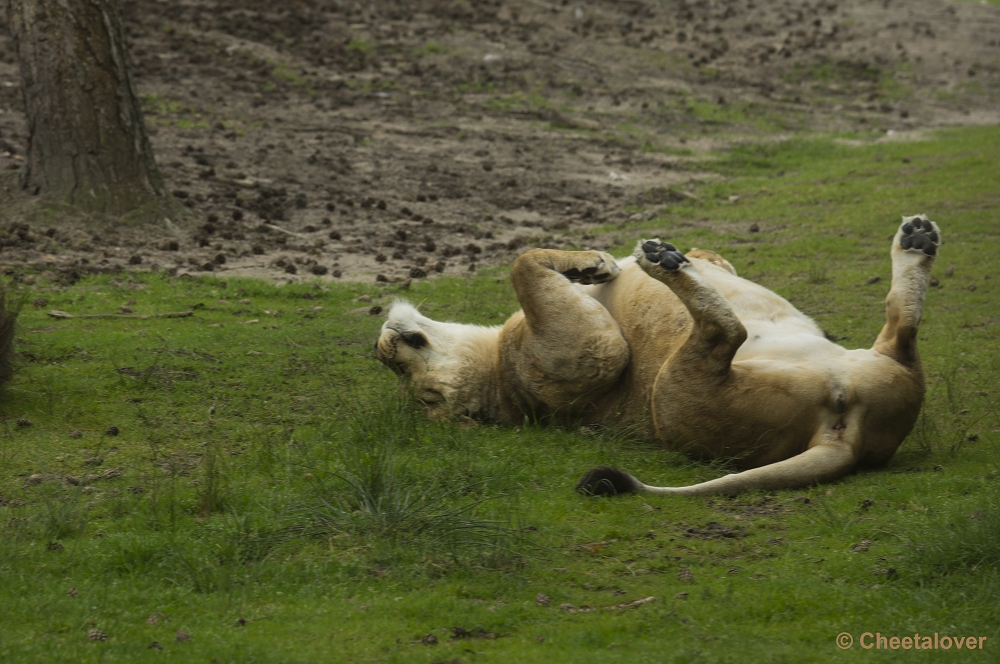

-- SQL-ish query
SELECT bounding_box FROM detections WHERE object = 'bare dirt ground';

[1,0,998,284]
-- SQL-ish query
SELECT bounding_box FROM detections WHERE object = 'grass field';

[2,125,999,662]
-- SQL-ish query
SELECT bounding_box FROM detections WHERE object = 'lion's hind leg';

[685,248,737,275]
[873,215,941,366]
[577,438,856,497]
[578,418,860,497]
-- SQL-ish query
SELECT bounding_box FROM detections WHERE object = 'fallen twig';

[25,468,122,486]
[215,176,273,188]
[64,468,123,485]
[48,310,194,320]
[546,109,602,130]
[263,223,308,238]
[605,596,656,611]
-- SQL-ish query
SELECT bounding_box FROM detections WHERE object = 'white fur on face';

[375,301,502,406]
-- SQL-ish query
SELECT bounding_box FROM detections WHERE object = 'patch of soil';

[0,0,998,282]
[451,626,498,640]
[708,494,786,517]
[680,521,747,539]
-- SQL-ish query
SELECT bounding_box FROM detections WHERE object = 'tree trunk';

[0,283,17,388]
[8,0,166,217]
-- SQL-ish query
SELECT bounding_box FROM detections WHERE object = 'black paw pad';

[575,466,642,496]
[900,217,939,257]
[640,240,688,271]
[561,263,610,285]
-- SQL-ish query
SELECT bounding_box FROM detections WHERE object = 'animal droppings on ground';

[1,0,996,283]
[851,540,873,553]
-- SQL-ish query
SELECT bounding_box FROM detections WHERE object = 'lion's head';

[375,301,503,416]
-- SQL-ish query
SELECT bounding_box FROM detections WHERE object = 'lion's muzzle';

[375,332,408,376]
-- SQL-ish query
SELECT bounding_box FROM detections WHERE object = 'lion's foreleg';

[633,240,747,372]
[505,249,630,413]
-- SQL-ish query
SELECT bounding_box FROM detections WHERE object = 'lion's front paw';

[898,215,941,257]
[635,239,690,273]
[561,251,620,285]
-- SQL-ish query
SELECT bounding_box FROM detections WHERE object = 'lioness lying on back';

[376,216,941,496]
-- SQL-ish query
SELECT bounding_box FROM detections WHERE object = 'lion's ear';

[401,331,429,349]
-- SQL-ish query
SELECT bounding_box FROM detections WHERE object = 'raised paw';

[898,214,941,257]
[560,251,621,285]
[635,239,690,272]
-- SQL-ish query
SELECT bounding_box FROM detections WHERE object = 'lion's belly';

[735,324,841,363]
[584,260,913,463]
[583,262,693,424]
[586,261,831,406]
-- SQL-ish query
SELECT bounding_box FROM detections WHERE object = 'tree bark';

[8,0,166,217]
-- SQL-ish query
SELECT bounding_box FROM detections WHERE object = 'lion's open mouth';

[375,336,404,369]
[375,349,408,377]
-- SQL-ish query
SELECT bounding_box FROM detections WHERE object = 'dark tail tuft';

[576,466,642,496]
[0,284,18,387]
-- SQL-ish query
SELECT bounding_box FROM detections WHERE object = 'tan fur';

[376,216,941,495]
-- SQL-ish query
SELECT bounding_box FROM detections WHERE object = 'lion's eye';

[401,332,428,349]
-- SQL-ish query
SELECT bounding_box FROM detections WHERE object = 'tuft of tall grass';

[196,438,228,516]
[903,488,1000,582]
[908,406,941,455]
[272,394,526,565]
[37,483,88,540]
[807,264,829,284]
[103,524,254,593]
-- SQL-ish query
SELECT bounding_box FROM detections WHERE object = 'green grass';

[485,90,555,115]
[346,38,373,55]
[412,41,452,57]
[271,65,307,87]
[140,94,183,116]
[2,126,1000,662]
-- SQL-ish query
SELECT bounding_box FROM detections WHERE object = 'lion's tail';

[0,283,18,390]
[577,443,856,497]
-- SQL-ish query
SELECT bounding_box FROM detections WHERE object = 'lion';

[375,216,941,496]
